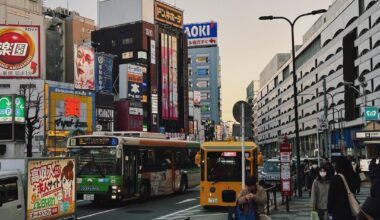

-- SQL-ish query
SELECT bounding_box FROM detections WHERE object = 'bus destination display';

[70,137,118,146]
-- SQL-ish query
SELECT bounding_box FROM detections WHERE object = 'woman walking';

[327,157,356,220]
[311,166,330,220]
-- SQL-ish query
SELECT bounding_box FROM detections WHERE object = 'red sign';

[222,152,237,157]
[280,143,291,152]
[0,25,40,78]
[64,97,80,117]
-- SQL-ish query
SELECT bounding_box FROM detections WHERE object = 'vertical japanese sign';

[27,158,76,220]
[0,25,40,78]
[0,95,12,122]
[95,53,113,93]
[15,95,25,123]
[279,137,292,197]
[172,36,178,119]
[126,64,145,100]
[161,33,169,119]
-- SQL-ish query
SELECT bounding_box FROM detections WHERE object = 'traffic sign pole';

[241,102,245,190]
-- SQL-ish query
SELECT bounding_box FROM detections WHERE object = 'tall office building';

[185,21,221,125]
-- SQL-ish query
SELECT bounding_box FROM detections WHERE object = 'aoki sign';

[184,22,218,46]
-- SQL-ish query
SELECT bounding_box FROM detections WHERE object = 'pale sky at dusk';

[45,0,334,122]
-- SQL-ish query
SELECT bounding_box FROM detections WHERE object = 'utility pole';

[323,78,329,159]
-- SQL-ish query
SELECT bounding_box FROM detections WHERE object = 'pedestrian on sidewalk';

[307,162,318,196]
[358,179,380,220]
[369,158,377,184]
[351,159,361,194]
[311,166,330,220]
[237,175,267,219]
[327,156,356,220]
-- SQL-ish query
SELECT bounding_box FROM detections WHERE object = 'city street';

[76,187,228,220]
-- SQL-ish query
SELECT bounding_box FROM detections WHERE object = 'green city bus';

[67,132,200,202]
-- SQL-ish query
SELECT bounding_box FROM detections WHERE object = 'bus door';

[124,148,137,196]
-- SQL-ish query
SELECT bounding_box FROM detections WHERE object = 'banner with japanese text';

[0,25,40,78]
[27,158,76,220]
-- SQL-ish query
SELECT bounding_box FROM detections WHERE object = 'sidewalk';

[268,182,371,220]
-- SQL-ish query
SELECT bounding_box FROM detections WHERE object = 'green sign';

[0,96,12,122]
[15,96,25,123]
[364,107,379,121]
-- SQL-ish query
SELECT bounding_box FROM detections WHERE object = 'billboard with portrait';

[27,158,76,220]
[74,44,95,90]
[94,53,113,93]
[184,22,217,47]
[0,25,40,78]
[193,91,201,106]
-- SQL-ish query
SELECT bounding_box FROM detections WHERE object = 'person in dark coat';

[369,158,377,183]
[327,156,356,220]
[358,179,380,220]
[351,159,361,194]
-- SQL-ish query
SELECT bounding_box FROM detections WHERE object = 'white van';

[0,171,25,220]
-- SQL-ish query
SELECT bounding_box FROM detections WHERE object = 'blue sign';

[197,68,209,75]
[95,53,114,94]
[184,22,218,46]
[364,107,379,121]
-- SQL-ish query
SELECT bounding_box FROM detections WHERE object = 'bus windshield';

[68,148,120,176]
[207,152,248,182]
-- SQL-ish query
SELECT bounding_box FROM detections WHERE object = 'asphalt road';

[76,187,229,220]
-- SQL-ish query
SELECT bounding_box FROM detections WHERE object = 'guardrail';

[262,184,277,215]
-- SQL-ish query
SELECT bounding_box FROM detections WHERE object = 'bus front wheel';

[139,181,150,203]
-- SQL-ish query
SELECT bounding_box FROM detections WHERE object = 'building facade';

[185,22,221,125]
[257,0,380,159]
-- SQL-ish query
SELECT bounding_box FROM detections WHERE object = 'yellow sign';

[27,158,76,220]
[48,130,70,137]
[155,1,183,28]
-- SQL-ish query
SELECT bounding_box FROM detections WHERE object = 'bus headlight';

[210,187,216,193]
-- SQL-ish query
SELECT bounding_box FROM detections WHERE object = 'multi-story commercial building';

[185,22,221,125]
[93,0,189,134]
[257,0,380,159]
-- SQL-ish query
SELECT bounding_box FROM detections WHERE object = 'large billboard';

[155,1,183,28]
[94,53,113,93]
[127,64,145,100]
[0,25,40,78]
[161,33,178,120]
[184,22,218,47]
[74,44,95,90]
[27,158,76,220]
[46,85,95,150]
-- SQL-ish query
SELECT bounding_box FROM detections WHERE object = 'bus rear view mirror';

[195,152,201,167]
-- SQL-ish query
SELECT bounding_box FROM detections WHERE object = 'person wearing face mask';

[311,166,330,220]
[307,162,319,196]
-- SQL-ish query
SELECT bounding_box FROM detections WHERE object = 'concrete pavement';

[269,182,371,220]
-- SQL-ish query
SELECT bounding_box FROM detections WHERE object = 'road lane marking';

[154,205,200,219]
[189,213,226,217]
[77,207,123,219]
[175,198,197,204]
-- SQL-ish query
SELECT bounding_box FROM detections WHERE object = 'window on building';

[111,40,116,47]
[20,84,36,90]
[189,82,193,88]
[122,38,133,45]
[188,57,192,64]
[189,69,192,76]
[197,68,209,76]
[0,177,18,204]
[0,84,10,89]
[196,56,209,63]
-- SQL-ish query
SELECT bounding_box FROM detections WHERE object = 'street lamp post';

[259,9,327,198]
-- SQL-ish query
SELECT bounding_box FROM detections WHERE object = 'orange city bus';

[198,141,259,207]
